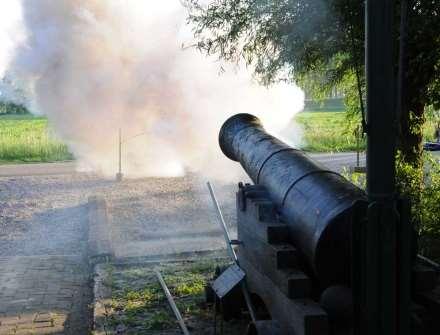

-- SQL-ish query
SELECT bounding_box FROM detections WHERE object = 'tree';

[185,0,440,168]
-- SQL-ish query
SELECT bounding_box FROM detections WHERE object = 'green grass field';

[295,110,438,152]
[0,114,72,163]
[0,110,437,163]
[295,111,366,152]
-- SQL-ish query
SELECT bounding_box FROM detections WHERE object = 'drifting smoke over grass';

[1,1,304,178]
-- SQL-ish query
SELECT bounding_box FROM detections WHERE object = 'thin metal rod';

[397,0,409,137]
[207,181,237,262]
[154,269,190,335]
[118,128,122,176]
[121,130,149,143]
[240,280,257,323]
[417,254,440,271]
[220,299,224,335]
[206,181,257,323]
[357,126,360,167]
[214,295,217,335]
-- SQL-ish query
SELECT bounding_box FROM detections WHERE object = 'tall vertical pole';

[356,126,360,167]
[366,0,396,196]
[364,0,398,334]
[116,128,123,181]
[119,128,122,176]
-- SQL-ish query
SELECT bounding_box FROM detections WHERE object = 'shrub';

[0,102,29,115]
[344,152,440,260]
[396,152,440,259]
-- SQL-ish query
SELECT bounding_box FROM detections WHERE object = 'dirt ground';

[96,258,250,335]
[0,172,239,255]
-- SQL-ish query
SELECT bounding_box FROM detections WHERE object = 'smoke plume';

[0,1,304,178]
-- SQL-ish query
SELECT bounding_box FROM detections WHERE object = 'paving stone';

[0,316,19,326]
[34,313,53,323]
[0,256,91,334]
[0,326,16,335]
[14,331,34,335]
[33,321,54,329]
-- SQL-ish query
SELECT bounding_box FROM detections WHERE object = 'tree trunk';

[398,100,425,169]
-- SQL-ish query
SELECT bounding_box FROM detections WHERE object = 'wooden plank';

[253,200,277,223]
[414,287,440,334]
[239,246,310,299]
[240,256,328,335]
[415,286,440,315]
[237,203,289,244]
[238,184,270,212]
[247,320,282,335]
[238,223,298,269]
[238,225,310,299]
[413,264,438,292]
[238,189,278,223]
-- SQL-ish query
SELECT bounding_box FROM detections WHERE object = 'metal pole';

[364,0,398,334]
[207,182,237,262]
[206,181,257,323]
[116,128,123,181]
[366,1,396,196]
[356,126,360,167]
[397,0,409,136]
[119,128,122,175]
[154,269,191,335]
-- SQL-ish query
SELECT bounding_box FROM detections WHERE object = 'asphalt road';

[0,152,368,177]
[0,161,78,177]
[1,150,438,177]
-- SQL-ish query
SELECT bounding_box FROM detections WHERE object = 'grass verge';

[295,110,438,153]
[295,111,365,152]
[104,260,248,334]
[0,114,72,163]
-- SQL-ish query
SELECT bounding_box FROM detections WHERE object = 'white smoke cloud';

[1,0,304,178]
[0,1,25,103]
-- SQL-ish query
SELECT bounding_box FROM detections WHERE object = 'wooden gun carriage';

[214,113,440,335]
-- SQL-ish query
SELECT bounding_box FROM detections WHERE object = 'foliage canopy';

[186,0,440,165]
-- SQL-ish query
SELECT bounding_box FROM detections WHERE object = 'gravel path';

[0,150,372,260]
[0,172,238,257]
[107,173,238,259]
[0,151,370,260]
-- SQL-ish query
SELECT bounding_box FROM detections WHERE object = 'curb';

[88,196,114,264]
[91,263,113,335]
[87,196,114,334]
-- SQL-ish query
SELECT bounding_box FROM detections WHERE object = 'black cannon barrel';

[219,113,366,287]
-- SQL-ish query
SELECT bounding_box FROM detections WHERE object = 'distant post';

[116,128,123,181]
